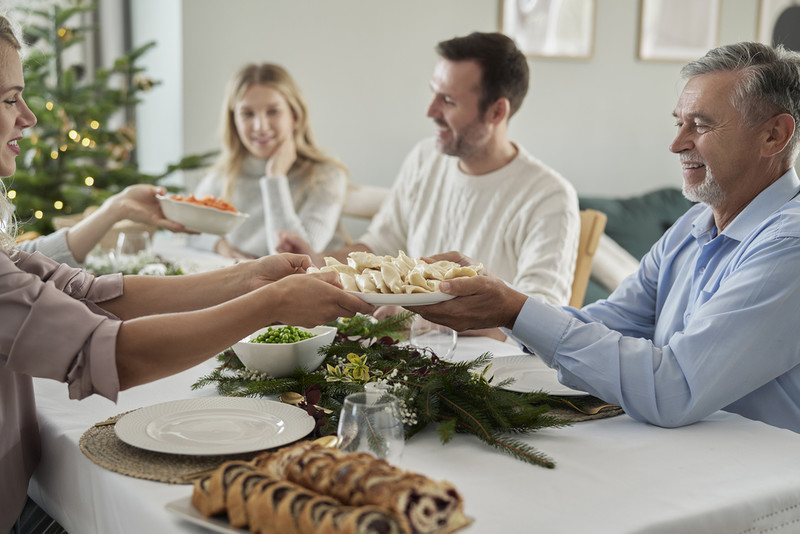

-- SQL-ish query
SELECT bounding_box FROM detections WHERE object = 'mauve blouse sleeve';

[0,249,124,401]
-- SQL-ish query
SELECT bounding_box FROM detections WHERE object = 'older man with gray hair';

[411,42,800,433]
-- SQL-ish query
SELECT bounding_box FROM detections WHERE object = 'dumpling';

[355,271,379,293]
[380,263,404,294]
[368,269,390,294]
[444,264,483,279]
[347,251,384,271]
[339,272,359,291]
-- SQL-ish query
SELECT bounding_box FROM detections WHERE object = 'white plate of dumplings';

[346,290,455,306]
[308,251,482,306]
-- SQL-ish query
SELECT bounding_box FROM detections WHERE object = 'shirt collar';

[691,168,800,242]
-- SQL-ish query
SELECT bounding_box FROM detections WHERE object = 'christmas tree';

[12,0,214,234]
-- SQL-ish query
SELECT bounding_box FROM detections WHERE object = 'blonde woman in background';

[0,19,372,531]
[192,63,348,259]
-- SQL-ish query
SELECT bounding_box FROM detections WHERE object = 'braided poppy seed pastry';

[257,440,322,478]
[364,477,470,534]
[325,454,385,502]
[285,446,343,487]
[225,472,279,528]
[316,505,406,534]
[189,474,215,517]
[297,495,342,533]
[273,487,318,534]
[196,460,254,517]
[246,480,315,534]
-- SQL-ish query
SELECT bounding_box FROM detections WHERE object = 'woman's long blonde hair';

[0,15,23,251]
[214,63,346,200]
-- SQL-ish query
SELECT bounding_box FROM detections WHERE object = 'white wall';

[132,0,762,198]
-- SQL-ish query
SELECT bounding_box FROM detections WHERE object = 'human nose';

[253,112,269,132]
[426,97,440,119]
[19,97,36,129]
[669,126,692,154]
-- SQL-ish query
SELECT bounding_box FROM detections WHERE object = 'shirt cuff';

[510,297,572,366]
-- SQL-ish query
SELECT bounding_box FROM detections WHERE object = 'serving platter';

[166,497,245,534]
[347,290,454,306]
[115,397,314,455]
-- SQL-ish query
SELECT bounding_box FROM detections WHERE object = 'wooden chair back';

[569,209,608,308]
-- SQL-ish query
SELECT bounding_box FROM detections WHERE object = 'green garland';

[192,313,571,468]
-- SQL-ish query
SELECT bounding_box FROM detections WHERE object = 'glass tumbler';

[337,391,405,464]
[116,230,152,257]
[408,315,457,360]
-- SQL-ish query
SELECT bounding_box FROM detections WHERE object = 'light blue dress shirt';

[512,168,800,432]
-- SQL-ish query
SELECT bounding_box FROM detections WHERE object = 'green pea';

[250,326,316,344]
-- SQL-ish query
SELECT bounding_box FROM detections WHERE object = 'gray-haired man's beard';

[683,171,725,207]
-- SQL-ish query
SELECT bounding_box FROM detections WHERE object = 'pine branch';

[193,317,572,468]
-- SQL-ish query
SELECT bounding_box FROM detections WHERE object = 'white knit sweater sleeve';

[15,228,79,266]
[259,163,347,253]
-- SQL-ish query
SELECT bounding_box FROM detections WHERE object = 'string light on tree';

[13,0,214,234]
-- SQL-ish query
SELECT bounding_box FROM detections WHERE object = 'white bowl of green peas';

[232,325,337,377]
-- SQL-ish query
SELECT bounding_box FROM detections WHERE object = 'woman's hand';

[241,252,314,292]
[266,137,297,177]
[265,271,375,327]
[105,184,187,233]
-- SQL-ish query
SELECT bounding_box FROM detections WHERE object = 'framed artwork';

[758,0,800,50]
[638,0,721,61]
[501,0,596,59]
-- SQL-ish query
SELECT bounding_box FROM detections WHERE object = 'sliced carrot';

[169,194,238,213]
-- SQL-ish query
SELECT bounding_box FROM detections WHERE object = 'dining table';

[25,233,800,533]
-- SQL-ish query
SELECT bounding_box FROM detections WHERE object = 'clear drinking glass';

[115,231,152,259]
[337,391,405,464]
[408,315,457,360]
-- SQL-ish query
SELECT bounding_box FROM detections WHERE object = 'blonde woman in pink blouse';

[0,17,372,532]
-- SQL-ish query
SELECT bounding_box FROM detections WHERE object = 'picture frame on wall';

[638,0,721,61]
[501,0,595,59]
[758,0,800,50]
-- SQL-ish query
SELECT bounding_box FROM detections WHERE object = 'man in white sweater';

[278,32,579,306]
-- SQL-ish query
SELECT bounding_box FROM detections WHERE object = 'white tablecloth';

[28,334,800,533]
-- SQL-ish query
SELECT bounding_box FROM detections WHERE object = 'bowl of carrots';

[157,194,249,235]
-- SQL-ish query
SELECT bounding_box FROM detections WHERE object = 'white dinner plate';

[486,355,587,396]
[347,290,454,306]
[166,496,245,533]
[115,397,314,455]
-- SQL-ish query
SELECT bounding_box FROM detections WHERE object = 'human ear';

[761,113,795,157]
[486,97,510,125]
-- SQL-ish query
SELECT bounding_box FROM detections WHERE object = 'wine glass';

[337,391,405,464]
[408,315,457,360]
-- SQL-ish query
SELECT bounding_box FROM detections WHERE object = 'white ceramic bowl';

[156,195,249,235]
[232,325,337,377]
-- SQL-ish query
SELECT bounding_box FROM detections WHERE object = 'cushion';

[578,188,695,305]
[579,188,694,260]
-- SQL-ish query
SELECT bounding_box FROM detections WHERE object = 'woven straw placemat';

[79,412,260,485]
